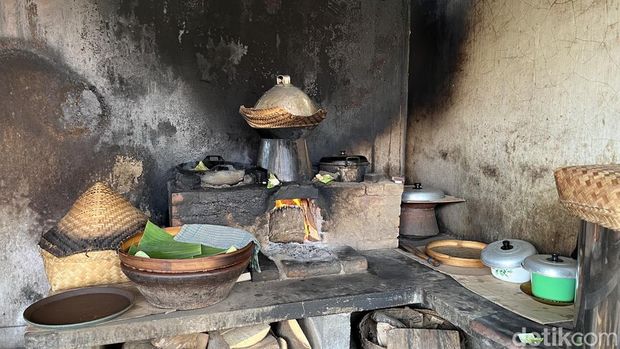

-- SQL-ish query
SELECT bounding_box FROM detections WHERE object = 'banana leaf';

[128,244,139,255]
[195,245,227,258]
[137,221,202,259]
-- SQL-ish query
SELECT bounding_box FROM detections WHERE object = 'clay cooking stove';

[168,75,404,280]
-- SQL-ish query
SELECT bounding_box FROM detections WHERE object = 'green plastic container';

[523,253,577,302]
[530,273,576,302]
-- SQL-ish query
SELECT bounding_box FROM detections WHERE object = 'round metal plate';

[23,287,134,329]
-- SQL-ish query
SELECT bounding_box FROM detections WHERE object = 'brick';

[365,183,385,196]
[334,246,368,274]
[384,181,405,196]
[279,259,341,279]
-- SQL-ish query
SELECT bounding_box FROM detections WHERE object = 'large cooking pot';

[319,151,370,182]
[399,184,445,237]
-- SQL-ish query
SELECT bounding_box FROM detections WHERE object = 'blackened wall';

[0,0,410,345]
[406,0,620,255]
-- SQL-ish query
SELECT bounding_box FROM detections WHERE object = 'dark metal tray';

[23,286,134,329]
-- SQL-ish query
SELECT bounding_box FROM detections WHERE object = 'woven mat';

[396,249,574,324]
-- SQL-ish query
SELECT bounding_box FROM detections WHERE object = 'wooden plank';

[387,328,461,349]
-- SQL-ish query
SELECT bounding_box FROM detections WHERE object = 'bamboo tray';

[425,239,487,268]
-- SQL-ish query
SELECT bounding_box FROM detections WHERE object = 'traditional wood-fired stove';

[168,75,403,280]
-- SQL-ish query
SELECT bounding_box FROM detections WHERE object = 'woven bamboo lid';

[239,75,327,129]
[554,165,620,231]
[239,106,327,129]
[39,182,147,257]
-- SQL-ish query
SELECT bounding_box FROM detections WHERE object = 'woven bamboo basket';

[239,106,326,129]
[41,249,128,291]
[554,165,620,231]
[39,182,146,291]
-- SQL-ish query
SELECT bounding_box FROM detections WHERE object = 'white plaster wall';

[408,0,620,254]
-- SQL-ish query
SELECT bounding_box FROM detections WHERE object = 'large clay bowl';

[120,258,249,310]
[118,227,254,273]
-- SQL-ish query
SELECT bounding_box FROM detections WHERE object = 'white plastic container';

[481,239,537,283]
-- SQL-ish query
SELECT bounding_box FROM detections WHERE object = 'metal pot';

[258,138,312,182]
[402,183,445,202]
[399,184,445,237]
[522,254,577,302]
[199,164,246,186]
[319,151,370,182]
[255,75,319,116]
[481,239,537,283]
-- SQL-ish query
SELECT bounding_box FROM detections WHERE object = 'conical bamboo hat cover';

[39,182,147,257]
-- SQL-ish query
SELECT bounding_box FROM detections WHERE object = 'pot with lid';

[522,254,577,302]
[402,183,445,202]
[240,75,327,140]
[481,239,537,283]
[240,75,327,182]
[318,151,370,182]
[399,184,445,237]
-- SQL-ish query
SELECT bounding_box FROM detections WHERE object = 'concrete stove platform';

[24,249,570,349]
[254,246,368,281]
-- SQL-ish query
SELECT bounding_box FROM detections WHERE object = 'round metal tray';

[23,287,134,329]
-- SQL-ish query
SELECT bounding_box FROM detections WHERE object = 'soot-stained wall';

[0,0,409,345]
[406,0,620,254]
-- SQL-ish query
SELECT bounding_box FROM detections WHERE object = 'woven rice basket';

[41,249,128,291]
[239,106,326,129]
[554,165,620,231]
[39,182,147,257]
[38,181,146,291]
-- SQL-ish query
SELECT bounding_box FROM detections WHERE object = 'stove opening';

[269,198,322,243]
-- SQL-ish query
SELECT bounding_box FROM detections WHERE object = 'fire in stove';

[270,199,322,243]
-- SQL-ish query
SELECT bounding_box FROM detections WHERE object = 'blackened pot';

[120,258,250,310]
[319,151,370,182]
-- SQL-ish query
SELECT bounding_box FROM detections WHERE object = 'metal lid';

[522,254,577,279]
[254,75,319,117]
[319,151,369,166]
[402,183,445,202]
[481,239,537,269]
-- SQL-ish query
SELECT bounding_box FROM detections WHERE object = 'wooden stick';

[399,239,441,267]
